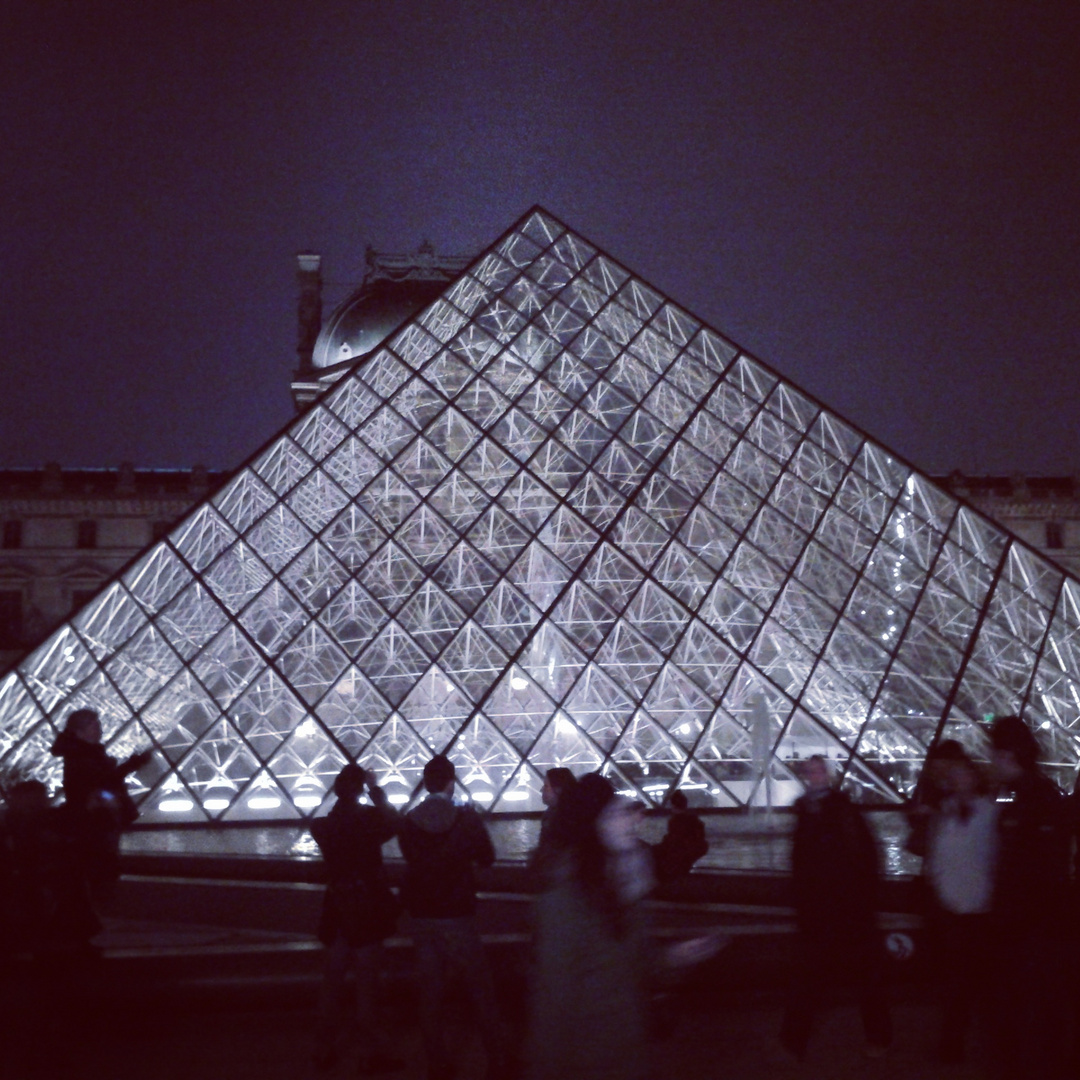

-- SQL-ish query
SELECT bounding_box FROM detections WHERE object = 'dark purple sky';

[3,2,1078,476]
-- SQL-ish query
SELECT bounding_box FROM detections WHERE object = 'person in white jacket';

[923,747,998,1065]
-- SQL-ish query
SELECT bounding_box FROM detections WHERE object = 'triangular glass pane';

[610,712,688,805]
[484,667,557,753]
[232,668,308,759]
[123,544,193,616]
[265,723,349,813]
[315,666,392,757]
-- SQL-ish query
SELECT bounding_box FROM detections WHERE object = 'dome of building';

[311,244,472,369]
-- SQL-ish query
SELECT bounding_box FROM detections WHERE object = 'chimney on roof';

[295,252,322,376]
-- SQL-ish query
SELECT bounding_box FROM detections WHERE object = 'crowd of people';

[786,714,1075,1078]
[311,755,716,1079]
[5,705,1080,1078]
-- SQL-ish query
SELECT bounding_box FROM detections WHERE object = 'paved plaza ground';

[0,917,1012,1080]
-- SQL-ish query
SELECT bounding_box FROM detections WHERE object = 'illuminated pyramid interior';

[3,207,1079,822]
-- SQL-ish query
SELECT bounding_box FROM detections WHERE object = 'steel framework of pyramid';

[3,207,1080,822]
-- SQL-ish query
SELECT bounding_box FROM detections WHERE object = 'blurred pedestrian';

[921,745,997,1063]
[526,774,654,1080]
[651,790,708,885]
[528,768,576,879]
[780,756,891,1060]
[310,763,402,1075]
[399,755,507,1080]
[538,767,575,848]
[988,715,1071,1079]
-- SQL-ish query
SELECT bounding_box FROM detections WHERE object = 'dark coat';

[311,798,398,947]
[791,788,880,937]
[653,811,708,883]
[49,731,139,822]
[995,771,1070,934]
[526,855,650,1080]
[399,796,494,919]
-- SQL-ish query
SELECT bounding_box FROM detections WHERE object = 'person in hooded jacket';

[399,755,506,1080]
[310,763,402,1075]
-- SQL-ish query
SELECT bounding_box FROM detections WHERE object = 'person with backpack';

[49,708,150,934]
[399,755,508,1080]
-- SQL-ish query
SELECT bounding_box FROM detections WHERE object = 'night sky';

[3,2,1078,477]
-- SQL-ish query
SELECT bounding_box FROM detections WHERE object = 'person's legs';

[315,934,351,1067]
[936,913,988,1063]
[439,917,506,1070]
[411,919,451,1078]
[353,942,405,1073]
[780,934,819,1060]
[353,942,379,1057]
[856,941,893,1052]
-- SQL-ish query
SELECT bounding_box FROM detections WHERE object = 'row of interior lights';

[156,779,734,814]
[157,789,535,813]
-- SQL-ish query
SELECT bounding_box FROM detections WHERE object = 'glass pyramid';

[4,207,1080,821]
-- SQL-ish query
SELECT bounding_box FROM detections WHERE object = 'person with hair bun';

[310,763,401,1075]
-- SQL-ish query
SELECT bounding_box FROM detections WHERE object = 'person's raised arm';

[367,779,399,843]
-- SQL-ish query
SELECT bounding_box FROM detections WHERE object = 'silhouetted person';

[49,709,150,937]
[780,756,891,1060]
[538,767,576,846]
[921,746,997,1064]
[652,790,708,884]
[399,755,506,1080]
[310,763,401,1075]
[529,767,577,875]
[988,715,1071,1079]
